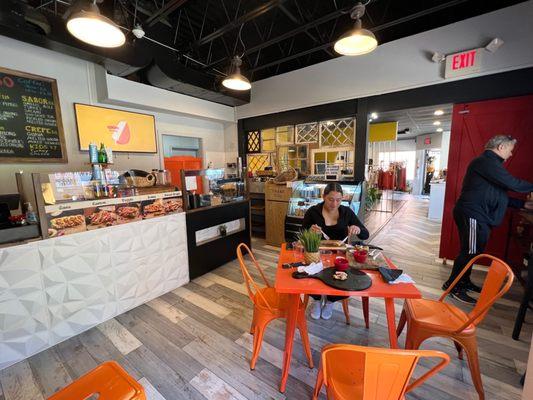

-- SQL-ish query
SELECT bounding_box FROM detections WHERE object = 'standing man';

[443,135,533,303]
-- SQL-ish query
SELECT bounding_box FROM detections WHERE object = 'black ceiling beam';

[145,0,189,27]
[193,0,289,47]
[250,0,470,74]
[278,4,334,57]
[204,5,350,69]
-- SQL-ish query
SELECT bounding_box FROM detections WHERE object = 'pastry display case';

[30,169,182,239]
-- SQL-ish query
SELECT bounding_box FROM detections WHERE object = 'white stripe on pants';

[469,218,477,254]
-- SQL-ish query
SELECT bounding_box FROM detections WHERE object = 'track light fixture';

[334,1,377,56]
[66,0,125,48]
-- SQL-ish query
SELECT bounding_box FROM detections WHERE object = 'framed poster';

[0,66,67,163]
[74,103,157,153]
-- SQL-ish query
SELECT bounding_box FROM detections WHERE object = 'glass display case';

[285,180,362,242]
[182,168,246,210]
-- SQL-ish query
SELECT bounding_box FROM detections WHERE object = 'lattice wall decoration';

[246,131,261,153]
[296,122,319,144]
[247,153,270,173]
[275,126,294,145]
[319,118,355,147]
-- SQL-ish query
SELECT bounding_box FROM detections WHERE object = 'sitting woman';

[302,183,369,320]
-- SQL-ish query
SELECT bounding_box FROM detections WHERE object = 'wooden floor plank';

[189,368,247,400]
[1,196,527,400]
[0,361,44,400]
[27,348,71,398]
[96,318,142,356]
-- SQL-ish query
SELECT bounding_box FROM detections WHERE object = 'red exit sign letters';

[445,48,483,79]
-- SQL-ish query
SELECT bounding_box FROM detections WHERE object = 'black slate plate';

[292,268,372,291]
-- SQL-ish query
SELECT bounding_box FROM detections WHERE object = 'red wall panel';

[440,95,533,261]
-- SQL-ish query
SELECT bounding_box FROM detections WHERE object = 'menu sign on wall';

[0,67,67,163]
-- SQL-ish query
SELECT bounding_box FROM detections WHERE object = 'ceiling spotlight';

[433,121,441,126]
[66,0,125,48]
[434,109,444,116]
[334,2,377,56]
[370,112,378,119]
[436,128,443,132]
[431,51,445,63]
[485,38,504,53]
[222,56,251,91]
[132,25,145,39]
[369,118,373,122]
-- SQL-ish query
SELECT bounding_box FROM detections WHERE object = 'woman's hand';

[310,224,322,234]
[347,225,361,236]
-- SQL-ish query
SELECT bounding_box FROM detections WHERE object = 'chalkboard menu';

[0,67,67,163]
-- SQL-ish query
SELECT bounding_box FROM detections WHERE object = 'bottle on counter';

[105,147,113,164]
[89,142,98,163]
[25,202,38,224]
[98,143,107,163]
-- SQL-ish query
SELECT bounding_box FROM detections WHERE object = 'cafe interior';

[0,1,533,399]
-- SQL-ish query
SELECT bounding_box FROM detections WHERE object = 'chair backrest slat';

[236,243,274,312]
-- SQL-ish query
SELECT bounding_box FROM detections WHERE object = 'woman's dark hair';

[323,183,343,196]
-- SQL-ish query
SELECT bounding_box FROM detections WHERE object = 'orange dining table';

[274,244,421,393]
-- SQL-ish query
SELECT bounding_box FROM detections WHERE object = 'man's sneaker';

[464,280,482,293]
[449,288,477,304]
[321,302,334,320]
[310,300,322,320]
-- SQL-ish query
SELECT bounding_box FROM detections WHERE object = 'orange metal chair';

[48,360,146,400]
[312,344,450,400]
[237,243,313,370]
[396,254,514,400]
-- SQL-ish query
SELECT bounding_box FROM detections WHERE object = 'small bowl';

[353,250,368,264]
[334,257,349,272]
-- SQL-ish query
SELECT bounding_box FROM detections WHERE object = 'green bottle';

[98,143,107,163]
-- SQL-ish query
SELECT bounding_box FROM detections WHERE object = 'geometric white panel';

[0,212,189,370]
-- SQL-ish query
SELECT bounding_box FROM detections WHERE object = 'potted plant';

[297,229,322,264]
[219,224,227,236]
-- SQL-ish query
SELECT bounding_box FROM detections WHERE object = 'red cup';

[353,250,368,264]
[334,257,349,272]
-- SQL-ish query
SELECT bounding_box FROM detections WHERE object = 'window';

[319,118,355,147]
[261,128,276,152]
[246,131,260,153]
[312,147,354,177]
[275,125,294,145]
[247,153,271,173]
[278,145,308,173]
[296,122,319,144]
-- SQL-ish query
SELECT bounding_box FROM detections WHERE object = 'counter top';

[185,198,249,214]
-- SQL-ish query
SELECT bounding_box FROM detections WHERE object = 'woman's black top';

[302,203,369,241]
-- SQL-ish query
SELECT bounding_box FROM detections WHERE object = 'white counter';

[428,182,446,221]
[0,212,189,370]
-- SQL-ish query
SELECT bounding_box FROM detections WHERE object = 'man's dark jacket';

[455,150,533,226]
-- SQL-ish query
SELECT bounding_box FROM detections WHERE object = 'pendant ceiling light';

[334,1,377,56]
[66,0,125,48]
[222,56,251,91]
[222,24,251,91]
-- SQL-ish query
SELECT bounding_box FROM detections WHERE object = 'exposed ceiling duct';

[0,0,248,105]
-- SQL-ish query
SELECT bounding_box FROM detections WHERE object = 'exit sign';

[445,48,483,79]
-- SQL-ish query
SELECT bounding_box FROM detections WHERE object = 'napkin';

[297,261,323,275]
[378,267,415,284]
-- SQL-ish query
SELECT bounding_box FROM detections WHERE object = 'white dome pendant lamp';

[334,1,377,56]
[67,0,126,48]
